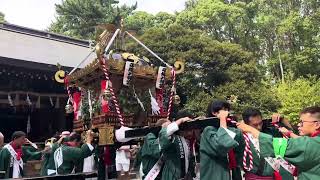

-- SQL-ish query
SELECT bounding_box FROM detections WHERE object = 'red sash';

[10,142,23,161]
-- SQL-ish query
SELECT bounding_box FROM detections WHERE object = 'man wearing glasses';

[237,106,320,180]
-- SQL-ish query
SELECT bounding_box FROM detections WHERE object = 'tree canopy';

[177,0,320,79]
[49,0,320,121]
[49,0,136,39]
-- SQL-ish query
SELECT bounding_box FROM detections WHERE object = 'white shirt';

[116,145,130,164]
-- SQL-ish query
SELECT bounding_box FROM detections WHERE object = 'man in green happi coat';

[53,131,94,175]
[0,131,45,179]
[237,106,320,180]
[158,116,195,180]
[40,138,57,176]
[241,108,294,180]
[41,132,69,176]
[200,100,244,180]
[139,118,170,180]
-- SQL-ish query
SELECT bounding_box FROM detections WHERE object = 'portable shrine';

[65,21,184,145]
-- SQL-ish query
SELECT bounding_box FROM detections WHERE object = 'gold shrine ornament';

[99,126,114,145]
[103,89,113,100]
[173,95,181,105]
[55,70,66,83]
[174,60,185,74]
[65,104,74,114]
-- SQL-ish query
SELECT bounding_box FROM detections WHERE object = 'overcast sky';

[0,0,186,31]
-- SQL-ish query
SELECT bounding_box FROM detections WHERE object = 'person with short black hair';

[241,108,294,180]
[206,100,231,118]
[242,108,263,128]
[200,100,244,180]
[237,106,320,180]
[0,131,45,179]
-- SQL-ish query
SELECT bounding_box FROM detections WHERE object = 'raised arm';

[200,110,239,157]
[159,117,190,150]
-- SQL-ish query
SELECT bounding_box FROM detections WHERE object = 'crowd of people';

[134,100,320,180]
[0,130,95,179]
[0,99,319,180]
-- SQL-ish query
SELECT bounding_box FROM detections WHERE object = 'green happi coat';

[55,143,93,174]
[140,133,161,179]
[40,143,60,176]
[245,141,293,179]
[244,127,294,180]
[200,126,244,180]
[0,145,42,179]
[40,153,50,176]
[259,133,320,180]
[159,128,195,180]
[133,147,142,169]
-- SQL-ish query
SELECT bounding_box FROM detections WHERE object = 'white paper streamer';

[133,87,145,111]
[27,115,31,134]
[8,94,14,106]
[149,89,160,115]
[88,91,93,119]
[26,94,32,106]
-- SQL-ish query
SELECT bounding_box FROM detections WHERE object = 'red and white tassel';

[167,69,176,119]
[66,87,73,105]
[243,132,254,171]
[100,58,124,126]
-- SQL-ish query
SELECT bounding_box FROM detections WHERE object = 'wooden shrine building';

[0,23,95,142]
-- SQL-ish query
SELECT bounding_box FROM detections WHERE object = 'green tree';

[125,11,176,34]
[0,12,6,23]
[49,0,136,39]
[126,24,278,115]
[125,11,155,33]
[177,0,320,79]
[274,75,320,124]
